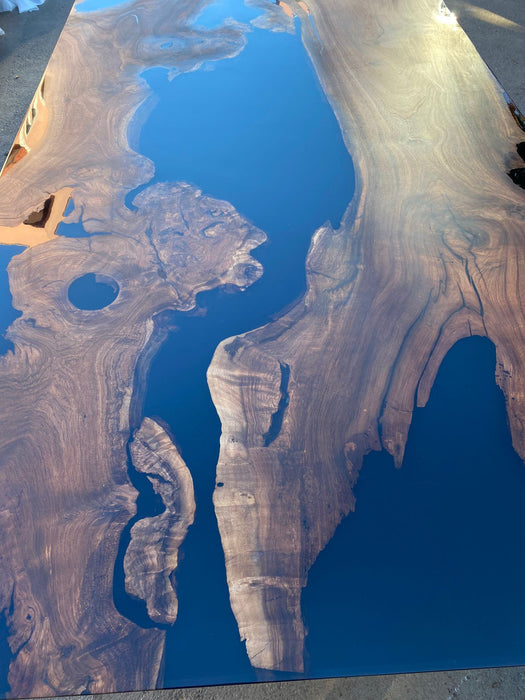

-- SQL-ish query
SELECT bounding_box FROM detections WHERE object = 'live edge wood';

[124,416,196,626]
[208,0,525,674]
[0,180,264,696]
[1,0,524,690]
[0,0,268,695]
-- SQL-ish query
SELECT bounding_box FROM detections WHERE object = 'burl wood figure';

[0,0,522,695]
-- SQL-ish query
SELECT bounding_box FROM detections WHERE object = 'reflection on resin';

[75,0,131,13]
[0,245,23,355]
[127,0,354,685]
[0,0,524,694]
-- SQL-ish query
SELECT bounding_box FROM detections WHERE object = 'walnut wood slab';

[0,182,264,696]
[0,0,265,691]
[208,0,525,673]
[124,416,196,626]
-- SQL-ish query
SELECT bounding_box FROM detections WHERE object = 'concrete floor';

[1,0,525,698]
[0,0,74,161]
[77,668,525,699]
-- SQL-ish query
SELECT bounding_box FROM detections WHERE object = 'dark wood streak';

[208,0,525,673]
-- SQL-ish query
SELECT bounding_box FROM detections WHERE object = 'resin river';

[114,0,354,686]
[135,0,525,685]
[72,0,525,686]
[0,0,524,691]
[133,0,353,685]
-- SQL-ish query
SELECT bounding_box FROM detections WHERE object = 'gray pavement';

[446,0,525,110]
[0,0,75,161]
[1,0,525,698]
[63,668,525,699]
[62,668,525,700]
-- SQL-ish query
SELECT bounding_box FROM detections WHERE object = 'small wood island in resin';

[0,0,523,694]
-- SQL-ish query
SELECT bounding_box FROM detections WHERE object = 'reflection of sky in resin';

[120,0,355,687]
[195,0,259,28]
[0,0,520,689]
[75,0,133,14]
[0,246,23,356]
[133,0,525,683]
[133,18,353,239]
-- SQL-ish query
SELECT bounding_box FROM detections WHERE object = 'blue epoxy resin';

[137,17,353,238]
[68,273,119,310]
[114,0,355,686]
[76,0,133,13]
[0,246,23,355]
[304,336,525,676]
[57,218,109,238]
[195,0,259,27]
[57,222,93,238]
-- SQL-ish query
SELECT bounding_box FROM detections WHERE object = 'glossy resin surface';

[0,0,524,695]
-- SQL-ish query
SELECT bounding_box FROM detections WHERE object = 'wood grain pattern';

[208,0,525,673]
[1,0,524,690]
[0,0,247,236]
[0,0,268,673]
[0,179,264,696]
[124,416,196,626]
[0,0,272,693]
